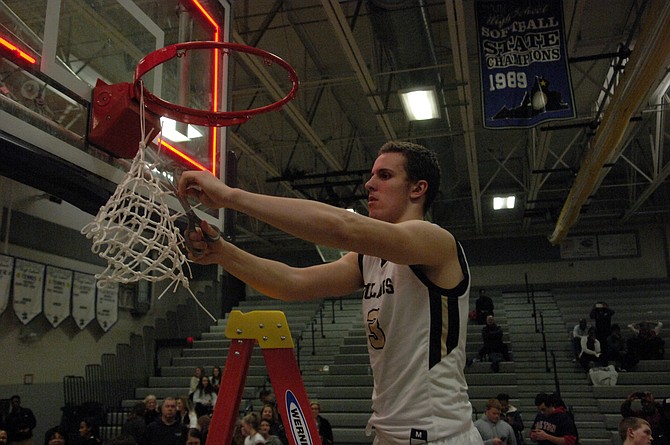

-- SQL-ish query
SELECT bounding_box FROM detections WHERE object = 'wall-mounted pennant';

[13,259,45,324]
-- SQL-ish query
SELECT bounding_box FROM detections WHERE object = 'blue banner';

[475,0,576,129]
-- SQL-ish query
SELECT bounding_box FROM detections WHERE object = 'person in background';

[497,393,524,444]
[143,396,159,426]
[476,289,495,325]
[189,367,205,396]
[258,420,282,445]
[43,426,66,445]
[578,327,606,371]
[474,399,517,445]
[529,393,578,445]
[76,419,100,445]
[142,397,187,445]
[210,366,222,393]
[310,402,333,445]
[476,315,511,372]
[618,417,653,445]
[177,397,198,429]
[655,397,670,445]
[184,429,202,445]
[240,413,264,445]
[120,402,146,445]
[0,430,8,445]
[627,321,665,361]
[571,318,590,363]
[179,141,482,444]
[590,301,615,345]
[192,376,217,418]
[620,391,662,432]
[259,404,285,444]
[5,395,36,445]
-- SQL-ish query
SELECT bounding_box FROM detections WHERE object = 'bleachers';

[117,281,669,445]
[551,282,670,444]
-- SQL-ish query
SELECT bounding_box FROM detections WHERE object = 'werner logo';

[284,391,313,445]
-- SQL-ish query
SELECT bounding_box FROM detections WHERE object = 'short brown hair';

[618,417,650,441]
[378,141,441,214]
[486,399,503,411]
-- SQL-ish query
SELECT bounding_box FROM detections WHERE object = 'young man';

[618,417,653,445]
[497,393,525,445]
[529,393,578,445]
[178,141,482,445]
[474,399,517,445]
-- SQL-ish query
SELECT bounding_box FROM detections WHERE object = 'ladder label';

[285,390,315,445]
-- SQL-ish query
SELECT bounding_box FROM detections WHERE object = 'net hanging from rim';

[81,84,215,321]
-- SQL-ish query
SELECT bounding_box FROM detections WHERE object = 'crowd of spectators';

[571,301,664,372]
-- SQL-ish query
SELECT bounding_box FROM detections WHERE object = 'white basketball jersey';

[359,241,474,444]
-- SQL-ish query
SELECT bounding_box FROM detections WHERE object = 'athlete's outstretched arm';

[189,224,362,301]
[178,170,457,271]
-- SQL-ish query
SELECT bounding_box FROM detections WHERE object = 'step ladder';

[207,310,323,445]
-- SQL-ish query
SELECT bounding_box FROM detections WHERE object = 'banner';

[72,272,96,330]
[44,266,73,327]
[475,0,575,128]
[13,259,45,324]
[96,283,119,332]
[0,254,13,315]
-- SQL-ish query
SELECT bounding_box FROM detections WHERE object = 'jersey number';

[366,308,386,349]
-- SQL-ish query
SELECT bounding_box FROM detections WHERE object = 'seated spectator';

[530,393,578,445]
[259,420,282,445]
[590,301,615,345]
[578,327,606,371]
[477,315,510,372]
[240,413,264,445]
[497,393,524,444]
[75,418,101,445]
[474,399,517,445]
[259,404,286,445]
[476,289,494,325]
[571,318,590,363]
[189,367,205,396]
[143,395,160,426]
[654,397,670,445]
[44,426,67,445]
[310,401,333,445]
[619,417,653,445]
[192,376,217,418]
[177,397,198,429]
[121,402,146,444]
[184,429,202,445]
[621,391,663,432]
[605,324,628,369]
[197,416,211,445]
[0,429,7,445]
[627,321,665,361]
[210,367,222,393]
[143,397,188,445]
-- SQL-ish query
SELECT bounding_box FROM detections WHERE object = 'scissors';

[175,192,221,257]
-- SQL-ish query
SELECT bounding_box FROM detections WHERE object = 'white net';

[81,141,216,321]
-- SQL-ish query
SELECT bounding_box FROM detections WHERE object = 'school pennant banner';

[475,0,576,129]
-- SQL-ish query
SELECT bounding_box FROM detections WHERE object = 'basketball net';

[81,83,216,321]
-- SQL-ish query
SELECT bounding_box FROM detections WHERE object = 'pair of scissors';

[175,193,221,257]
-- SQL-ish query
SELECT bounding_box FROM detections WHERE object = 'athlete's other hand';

[178,170,230,209]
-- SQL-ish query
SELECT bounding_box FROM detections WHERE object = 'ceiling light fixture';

[399,87,440,121]
[493,195,516,210]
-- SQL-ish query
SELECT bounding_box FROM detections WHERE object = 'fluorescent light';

[493,195,516,210]
[399,88,440,121]
[159,117,204,142]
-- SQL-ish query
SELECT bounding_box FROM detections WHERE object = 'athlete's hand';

[178,170,230,209]
[185,220,225,264]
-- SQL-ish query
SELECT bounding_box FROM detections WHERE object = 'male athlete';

[178,141,482,445]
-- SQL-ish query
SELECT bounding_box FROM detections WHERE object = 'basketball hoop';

[88,41,300,158]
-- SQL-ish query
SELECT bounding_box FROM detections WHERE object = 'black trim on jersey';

[358,242,470,368]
